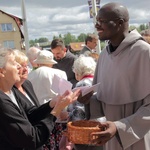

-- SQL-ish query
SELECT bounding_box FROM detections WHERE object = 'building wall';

[0,11,22,50]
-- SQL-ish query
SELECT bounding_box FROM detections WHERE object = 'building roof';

[0,9,23,36]
[70,42,85,52]
[143,36,150,44]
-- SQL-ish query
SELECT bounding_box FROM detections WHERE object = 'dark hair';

[51,39,65,49]
[85,34,98,45]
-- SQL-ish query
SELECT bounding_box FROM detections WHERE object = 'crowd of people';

[0,2,150,150]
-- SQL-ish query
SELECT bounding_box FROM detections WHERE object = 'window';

[1,23,13,32]
[3,41,15,49]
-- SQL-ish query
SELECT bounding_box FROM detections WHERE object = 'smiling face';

[95,3,129,45]
[13,50,29,82]
[95,12,121,41]
[0,54,21,86]
[19,62,28,81]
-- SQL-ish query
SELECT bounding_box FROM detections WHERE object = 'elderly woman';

[13,49,39,106]
[68,55,96,122]
[28,50,67,105]
[0,48,80,150]
[28,50,69,150]
[73,55,96,87]
[13,49,49,149]
[72,55,104,150]
[59,56,102,150]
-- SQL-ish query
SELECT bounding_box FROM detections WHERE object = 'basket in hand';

[66,120,103,144]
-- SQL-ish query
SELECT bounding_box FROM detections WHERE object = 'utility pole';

[91,0,101,53]
[21,0,29,54]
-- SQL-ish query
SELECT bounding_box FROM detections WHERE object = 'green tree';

[129,25,137,31]
[77,33,87,42]
[100,41,106,50]
[53,35,58,40]
[34,39,38,43]
[29,37,49,47]
[59,34,62,39]
[29,40,35,47]
[38,37,49,43]
[63,32,76,45]
[138,24,148,32]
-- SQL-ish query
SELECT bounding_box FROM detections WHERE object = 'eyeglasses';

[21,64,28,69]
[95,18,121,26]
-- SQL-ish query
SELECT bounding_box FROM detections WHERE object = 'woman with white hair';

[0,47,80,150]
[26,46,40,70]
[68,55,96,123]
[59,56,103,150]
[73,55,96,87]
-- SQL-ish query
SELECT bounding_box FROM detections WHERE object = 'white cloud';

[0,0,150,41]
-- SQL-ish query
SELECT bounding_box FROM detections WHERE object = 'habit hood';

[93,30,150,105]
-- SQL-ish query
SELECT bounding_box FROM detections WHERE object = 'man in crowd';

[27,46,40,70]
[80,33,98,56]
[51,39,78,88]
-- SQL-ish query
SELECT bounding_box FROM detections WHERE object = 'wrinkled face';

[1,54,21,85]
[95,10,121,41]
[19,62,28,81]
[75,73,81,81]
[87,38,98,49]
[51,46,66,60]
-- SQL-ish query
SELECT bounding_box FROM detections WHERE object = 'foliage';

[129,24,149,32]
[38,37,49,43]
[63,33,76,45]
[139,24,148,31]
[100,41,106,50]
[29,23,149,47]
[29,37,49,47]
[29,40,35,47]
[77,33,87,42]
[129,25,137,31]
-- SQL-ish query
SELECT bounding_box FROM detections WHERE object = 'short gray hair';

[73,55,96,77]
[27,47,40,61]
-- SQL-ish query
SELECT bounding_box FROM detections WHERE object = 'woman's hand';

[58,110,69,121]
[90,121,117,146]
[49,95,59,108]
[51,89,81,117]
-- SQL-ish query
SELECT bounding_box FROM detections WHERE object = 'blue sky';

[0,0,150,40]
